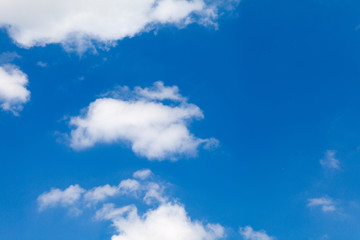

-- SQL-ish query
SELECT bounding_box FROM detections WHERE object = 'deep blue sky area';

[1,0,360,239]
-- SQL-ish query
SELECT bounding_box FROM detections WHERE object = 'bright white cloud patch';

[320,150,340,170]
[0,64,30,115]
[239,226,275,240]
[0,0,228,52]
[96,203,224,240]
[38,169,225,240]
[307,197,336,212]
[37,184,85,210]
[69,81,216,160]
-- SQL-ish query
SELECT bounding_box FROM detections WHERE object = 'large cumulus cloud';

[0,0,227,52]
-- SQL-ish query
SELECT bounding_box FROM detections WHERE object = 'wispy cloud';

[38,184,85,210]
[133,169,152,180]
[239,226,275,240]
[307,197,336,212]
[36,61,47,67]
[320,150,340,170]
[0,52,21,64]
[37,169,165,209]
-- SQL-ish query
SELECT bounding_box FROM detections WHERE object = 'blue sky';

[1,0,360,239]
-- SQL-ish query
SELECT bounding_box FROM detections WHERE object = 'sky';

[0,0,360,239]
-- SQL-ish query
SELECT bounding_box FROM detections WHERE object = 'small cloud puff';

[37,61,47,67]
[0,64,30,115]
[37,184,85,210]
[239,226,275,240]
[68,81,217,161]
[133,169,152,180]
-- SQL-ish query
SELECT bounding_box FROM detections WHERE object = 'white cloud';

[38,170,165,209]
[84,184,119,203]
[96,202,224,240]
[37,184,85,210]
[84,179,140,204]
[95,203,135,221]
[0,64,30,115]
[38,170,225,240]
[68,81,216,161]
[133,169,152,180]
[143,182,168,204]
[0,0,228,52]
[239,226,275,240]
[307,197,336,212]
[135,81,185,102]
[320,150,340,169]
[119,179,141,194]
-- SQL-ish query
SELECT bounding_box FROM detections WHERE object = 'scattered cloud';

[320,150,340,170]
[0,52,21,64]
[0,64,30,115]
[143,182,167,204]
[0,0,238,52]
[239,226,275,240]
[118,179,141,195]
[38,169,225,240]
[37,61,47,67]
[133,169,152,180]
[37,169,163,208]
[83,184,119,203]
[68,81,217,161]
[37,184,85,210]
[134,81,185,102]
[307,197,336,212]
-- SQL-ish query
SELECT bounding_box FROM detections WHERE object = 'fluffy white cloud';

[0,64,30,115]
[239,226,274,240]
[320,150,340,170]
[307,197,336,212]
[37,184,85,210]
[69,81,216,160]
[95,203,224,240]
[96,203,224,240]
[38,169,225,240]
[0,0,225,52]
